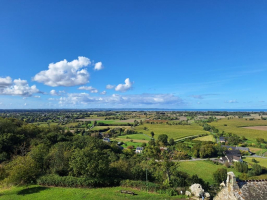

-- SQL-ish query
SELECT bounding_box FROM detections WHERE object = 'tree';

[213,168,227,184]
[150,131,155,138]
[157,134,168,145]
[69,147,110,178]
[169,138,175,146]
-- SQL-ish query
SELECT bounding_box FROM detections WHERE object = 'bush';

[37,174,120,187]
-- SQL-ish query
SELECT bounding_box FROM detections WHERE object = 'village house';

[103,138,110,143]
[219,137,226,143]
[222,145,251,154]
[220,150,242,164]
[135,147,143,154]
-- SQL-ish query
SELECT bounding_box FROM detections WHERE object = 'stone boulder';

[185,191,191,197]
[189,183,204,197]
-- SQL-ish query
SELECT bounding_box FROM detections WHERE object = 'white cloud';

[78,86,95,91]
[115,78,133,92]
[0,76,12,88]
[106,84,115,89]
[24,103,27,106]
[34,96,41,98]
[0,78,40,97]
[50,90,58,96]
[78,86,98,93]
[91,89,98,93]
[94,62,103,70]
[57,93,183,106]
[100,91,106,95]
[48,98,55,101]
[33,56,91,87]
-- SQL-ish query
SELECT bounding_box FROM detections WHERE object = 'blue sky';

[0,0,267,109]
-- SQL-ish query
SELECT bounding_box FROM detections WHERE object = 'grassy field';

[33,122,58,127]
[121,141,144,148]
[243,157,267,168]
[179,161,241,184]
[92,126,131,130]
[209,118,267,141]
[193,135,215,142]
[118,134,151,141]
[0,185,185,200]
[135,123,209,140]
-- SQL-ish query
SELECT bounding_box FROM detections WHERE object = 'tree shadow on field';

[17,186,49,195]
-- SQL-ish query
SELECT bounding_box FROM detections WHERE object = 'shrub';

[37,174,120,187]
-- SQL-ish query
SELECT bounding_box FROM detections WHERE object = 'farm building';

[135,147,143,154]
[103,138,110,143]
[219,137,226,143]
[222,145,251,153]
[220,150,242,164]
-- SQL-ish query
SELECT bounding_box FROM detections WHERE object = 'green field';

[243,157,267,168]
[193,135,215,142]
[179,161,241,184]
[208,118,267,140]
[135,123,209,140]
[121,141,144,148]
[118,134,151,141]
[0,186,185,200]
[33,122,58,127]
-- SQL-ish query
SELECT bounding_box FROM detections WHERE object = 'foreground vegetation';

[0,185,186,200]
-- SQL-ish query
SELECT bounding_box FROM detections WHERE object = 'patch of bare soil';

[242,126,267,131]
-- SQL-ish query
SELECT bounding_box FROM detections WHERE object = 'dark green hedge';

[120,180,178,196]
[37,174,120,188]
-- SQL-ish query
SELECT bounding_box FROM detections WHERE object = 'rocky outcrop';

[190,183,204,197]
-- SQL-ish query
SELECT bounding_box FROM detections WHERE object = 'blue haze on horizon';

[0,0,267,109]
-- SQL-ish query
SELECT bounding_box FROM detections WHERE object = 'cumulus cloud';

[78,86,98,93]
[115,78,133,92]
[0,78,40,97]
[34,96,41,98]
[57,93,183,106]
[106,84,115,89]
[33,56,91,87]
[94,62,103,70]
[91,89,98,93]
[100,91,106,95]
[50,90,58,96]
[0,76,12,88]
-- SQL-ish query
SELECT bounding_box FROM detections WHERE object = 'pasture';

[208,118,267,140]
[243,157,267,168]
[135,123,209,140]
[178,161,241,184]
[118,134,151,141]
[0,185,185,200]
[193,135,215,142]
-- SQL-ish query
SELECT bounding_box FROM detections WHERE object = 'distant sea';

[1,108,267,112]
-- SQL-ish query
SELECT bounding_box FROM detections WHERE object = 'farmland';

[193,135,215,142]
[209,118,267,140]
[135,123,209,140]
[178,161,241,184]
[243,157,267,168]
[0,186,185,200]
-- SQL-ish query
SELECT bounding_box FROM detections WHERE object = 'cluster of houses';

[219,145,251,164]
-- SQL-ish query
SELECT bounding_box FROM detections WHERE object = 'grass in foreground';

[0,186,186,200]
